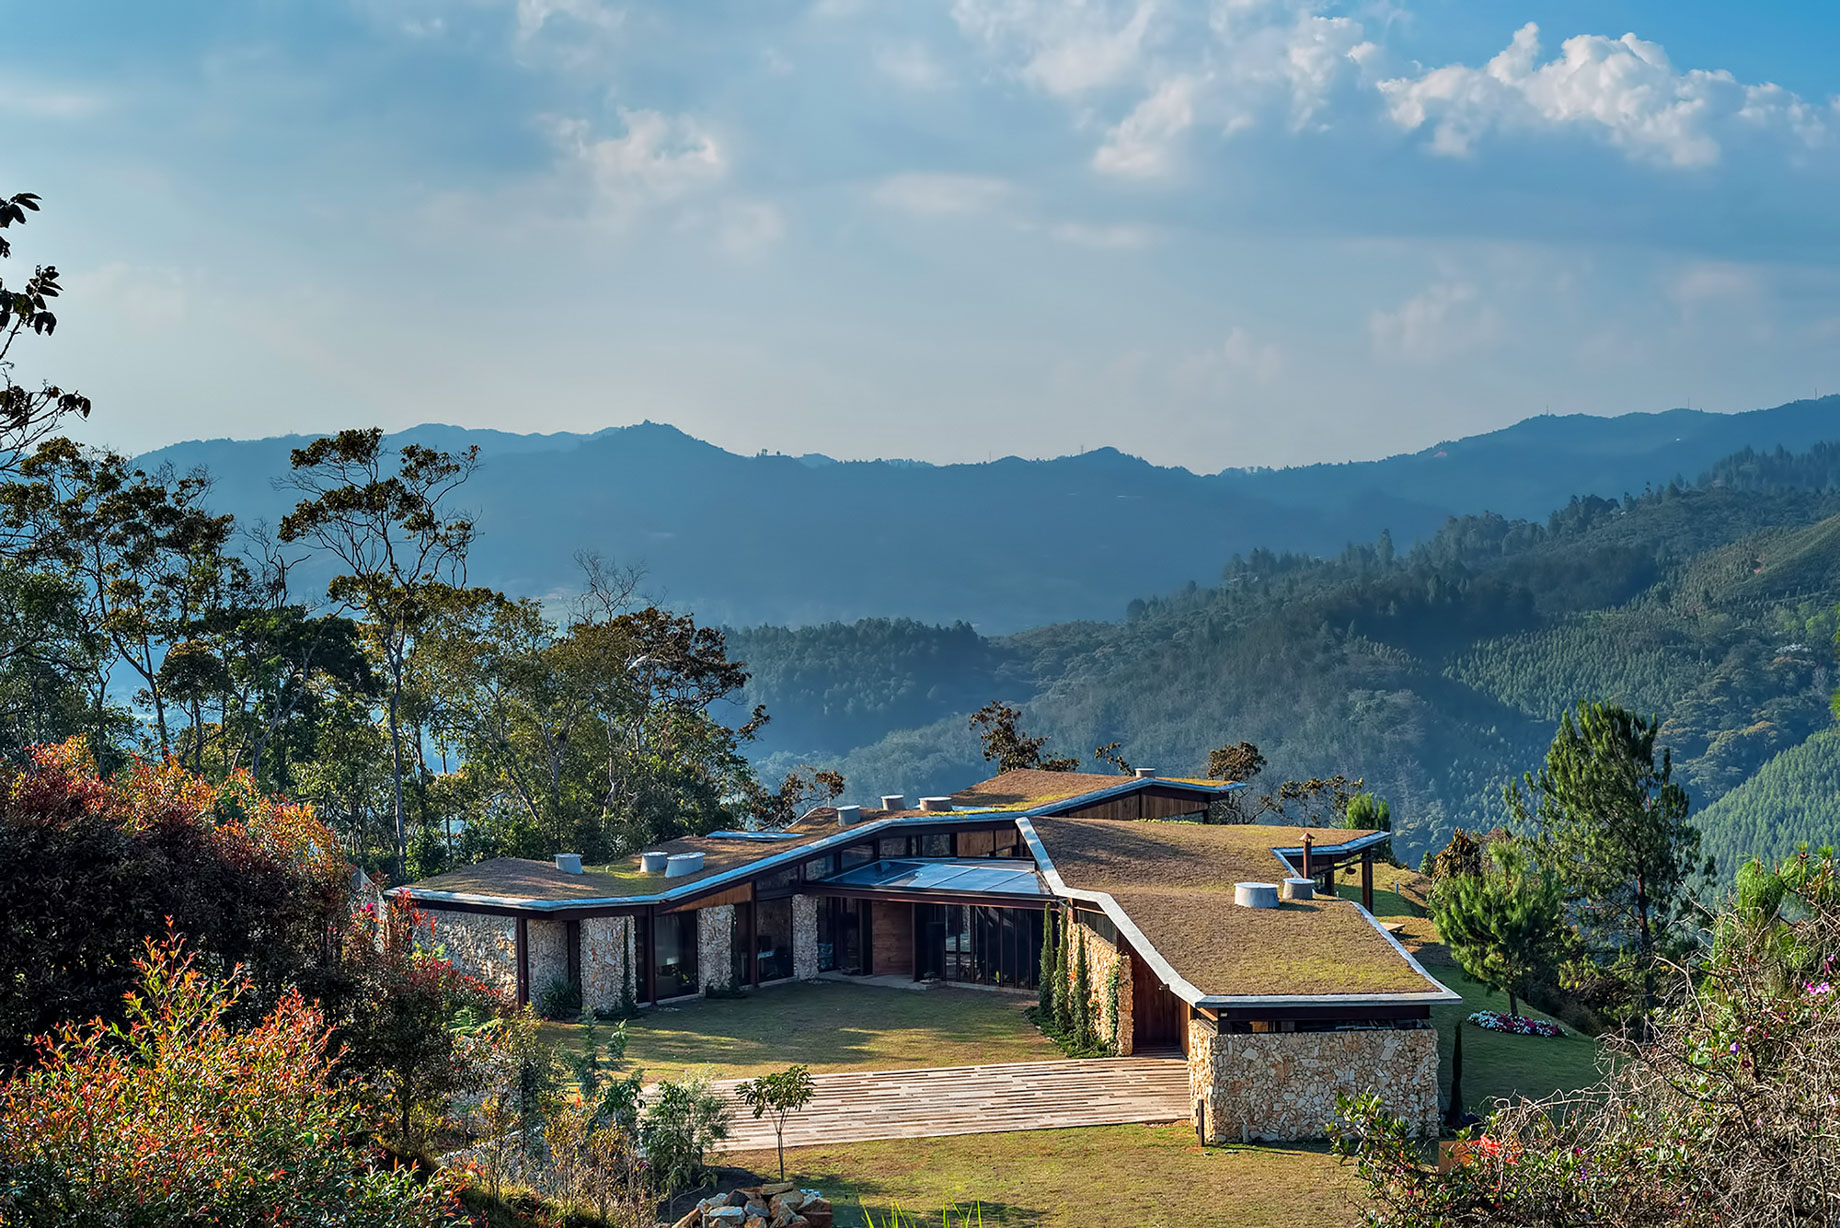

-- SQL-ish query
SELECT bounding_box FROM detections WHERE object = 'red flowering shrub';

[0,740,350,1063]
[1466,1010,1565,1038]
[327,897,512,1149]
[0,933,476,1228]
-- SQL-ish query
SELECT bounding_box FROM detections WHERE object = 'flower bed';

[1467,1009,1564,1038]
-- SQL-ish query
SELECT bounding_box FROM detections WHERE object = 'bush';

[640,1073,732,1196]
[0,933,473,1228]
[532,974,582,1021]
[0,741,349,1064]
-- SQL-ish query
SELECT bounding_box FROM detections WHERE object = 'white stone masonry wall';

[698,904,736,993]
[581,915,634,1016]
[1189,1019,1440,1142]
[792,895,820,980]
[527,918,571,998]
[1071,916,1134,1055]
[416,909,518,1000]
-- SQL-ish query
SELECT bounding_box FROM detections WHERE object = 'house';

[392,768,1456,1141]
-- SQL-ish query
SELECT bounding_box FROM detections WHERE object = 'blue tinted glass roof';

[820,859,1045,896]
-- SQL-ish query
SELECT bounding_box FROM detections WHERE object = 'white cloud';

[1094,75,1197,178]
[710,200,787,254]
[1671,262,1761,306]
[0,80,108,119]
[515,0,622,41]
[1220,325,1284,383]
[875,42,951,90]
[949,0,1155,98]
[547,109,726,225]
[1048,221,1155,249]
[870,172,1014,216]
[1369,281,1500,364]
[1379,22,1830,168]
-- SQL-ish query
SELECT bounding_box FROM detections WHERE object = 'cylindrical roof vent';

[1234,881,1280,909]
[836,804,863,827]
[880,794,907,812]
[918,796,955,812]
[1134,767,1158,779]
[664,851,706,878]
[639,851,670,874]
[554,853,583,875]
[1281,877,1314,901]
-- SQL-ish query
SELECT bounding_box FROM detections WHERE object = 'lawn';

[1337,862,1605,1115]
[714,1125,1366,1228]
[541,980,1061,1082]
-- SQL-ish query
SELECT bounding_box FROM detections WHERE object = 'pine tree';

[1071,930,1094,1050]
[1053,913,1074,1037]
[1037,909,1057,1019]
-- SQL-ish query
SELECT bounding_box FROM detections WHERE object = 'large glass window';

[731,903,754,989]
[840,842,876,871]
[916,904,1042,989]
[653,911,699,999]
[818,898,867,974]
[634,912,651,1002]
[754,898,795,982]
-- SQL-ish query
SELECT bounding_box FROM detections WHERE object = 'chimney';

[1133,767,1158,779]
[835,804,863,827]
[918,796,955,813]
[554,853,583,875]
[880,794,907,812]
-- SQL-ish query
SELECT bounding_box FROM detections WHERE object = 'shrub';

[639,1072,732,1196]
[1466,1010,1564,1038]
[532,974,582,1021]
[0,741,349,1064]
[0,933,473,1228]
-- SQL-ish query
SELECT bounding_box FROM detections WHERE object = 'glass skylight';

[819,858,1045,895]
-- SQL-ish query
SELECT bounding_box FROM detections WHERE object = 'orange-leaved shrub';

[0,933,477,1228]
[0,739,350,1063]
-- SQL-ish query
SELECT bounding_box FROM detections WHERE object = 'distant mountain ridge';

[137,398,1840,632]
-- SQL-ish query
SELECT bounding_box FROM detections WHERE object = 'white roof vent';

[880,794,907,812]
[554,853,583,875]
[639,851,670,874]
[918,796,955,812]
[1281,877,1314,901]
[664,851,706,878]
[1234,881,1280,909]
[835,805,863,827]
[1133,767,1158,779]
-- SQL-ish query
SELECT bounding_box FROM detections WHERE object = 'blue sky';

[7,0,1840,469]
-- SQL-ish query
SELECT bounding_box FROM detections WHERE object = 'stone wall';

[418,909,517,1000]
[1189,1019,1440,1142]
[698,904,736,993]
[792,895,820,980]
[528,918,571,997]
[1071,914,1133,1056]
[581,915,634,1016]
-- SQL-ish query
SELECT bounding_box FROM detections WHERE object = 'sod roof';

[402,828,831,903]
[1030,818,1447,1000]
[949,769,1228,812]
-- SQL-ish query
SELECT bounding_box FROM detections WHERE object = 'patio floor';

[711,1055,1193,1151]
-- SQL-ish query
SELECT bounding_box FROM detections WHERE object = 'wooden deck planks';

[710,1057,1192,1152]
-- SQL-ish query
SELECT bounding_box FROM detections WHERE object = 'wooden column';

[1361,850,1375,913]
[515,916,530,1007]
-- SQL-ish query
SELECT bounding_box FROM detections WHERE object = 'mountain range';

[138,397,1840,633]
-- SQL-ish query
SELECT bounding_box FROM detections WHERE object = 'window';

[653,911,699,999]
[839,842,875,871]
[917,832,950,858]
[754,898,794,982]
[818,898,867,975]
[731,902,754,990]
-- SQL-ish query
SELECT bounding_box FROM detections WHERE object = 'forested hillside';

[1695,730,1840,879]
[735,447,1840,869]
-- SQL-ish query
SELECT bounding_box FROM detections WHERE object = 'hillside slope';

[1696,729,1840,879]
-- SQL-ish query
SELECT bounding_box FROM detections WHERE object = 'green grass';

[541,980,1060,1082]
[718,1124,1365,1228]
[1337,864,1605,1116]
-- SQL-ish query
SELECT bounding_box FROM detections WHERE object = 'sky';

[6,1,1840,471]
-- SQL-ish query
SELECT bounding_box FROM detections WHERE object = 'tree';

[0,933,474,1228]
[1331,851,1840,1228]
[1431,840,1566,1019]
[969,700,1078,772]
[0,192,92,482]
[746,765,846,829]
[1206,740,1267,823]
[279,429,478,878]
[1508,701,1708,1026]
[1037,907,1058,1020]
[734,1064,817,1182]
[1092,741,1132,774]
[1425,828,1487,883]
[1343,792,1392,831]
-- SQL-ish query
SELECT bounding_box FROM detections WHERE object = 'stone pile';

[670,1181,834,1228]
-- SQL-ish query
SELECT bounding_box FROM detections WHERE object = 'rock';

[707,1208,746,1224]
[761,1181,798,1196]
[729,1190,753,1207]
[799,1198,833,1228]
[745,1218,767,1228]
[670,1208,701,1228]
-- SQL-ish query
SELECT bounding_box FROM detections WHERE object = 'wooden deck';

[711,1056,1193,1151]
